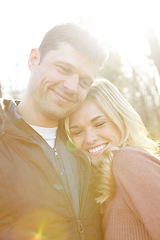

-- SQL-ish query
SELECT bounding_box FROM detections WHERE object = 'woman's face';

[69,98,121,165]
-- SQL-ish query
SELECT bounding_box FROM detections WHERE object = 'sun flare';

[85,0,159,60]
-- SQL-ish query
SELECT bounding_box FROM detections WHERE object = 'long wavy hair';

[65,78,159,203]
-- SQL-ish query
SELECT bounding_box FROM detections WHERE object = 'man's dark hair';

[38,23,106,67]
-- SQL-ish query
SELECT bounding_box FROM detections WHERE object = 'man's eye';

[79,79,92,89]
[55,65,69,74]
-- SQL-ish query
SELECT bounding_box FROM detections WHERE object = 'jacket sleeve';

[113,147,160,240]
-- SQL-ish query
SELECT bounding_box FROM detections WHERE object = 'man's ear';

[28,48,40,70]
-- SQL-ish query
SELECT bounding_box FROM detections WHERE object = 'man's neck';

[18,100,58,128]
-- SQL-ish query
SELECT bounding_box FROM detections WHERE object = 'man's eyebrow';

[55,61,77,71]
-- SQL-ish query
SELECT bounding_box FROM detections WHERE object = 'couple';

[0,23,159,240]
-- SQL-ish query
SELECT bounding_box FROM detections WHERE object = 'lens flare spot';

[31,231,48,240]
[66,139,77,151]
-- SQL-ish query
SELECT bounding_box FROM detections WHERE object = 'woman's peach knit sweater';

[102,146,160,240]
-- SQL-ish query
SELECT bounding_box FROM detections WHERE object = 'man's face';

[28,42,98,123]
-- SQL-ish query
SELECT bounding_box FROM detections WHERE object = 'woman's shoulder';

[114,145,158,158]
[113,145,160,168]
[112,146,160,193]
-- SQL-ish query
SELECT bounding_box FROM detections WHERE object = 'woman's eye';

[71,131,82,136]
[95,122,105,127]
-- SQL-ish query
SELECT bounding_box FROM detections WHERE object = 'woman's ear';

[28,48,40,70]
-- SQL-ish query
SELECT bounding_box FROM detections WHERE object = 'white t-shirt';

[30,125,58,148]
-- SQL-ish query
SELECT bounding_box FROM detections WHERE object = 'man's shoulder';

[0,98,18,134]
[0,98,14,111]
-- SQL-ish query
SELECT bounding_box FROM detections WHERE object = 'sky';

[0,0,160,97]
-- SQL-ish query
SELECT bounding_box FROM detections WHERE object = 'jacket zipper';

[53,136,89,240]
[53,147,82,240]
[76,156,91,240]
[77,219,86,240]
[54,147,92,240]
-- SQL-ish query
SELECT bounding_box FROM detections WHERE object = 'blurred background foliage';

[99,57,160,141]
[98,25,160,141]
[95,23,160,143]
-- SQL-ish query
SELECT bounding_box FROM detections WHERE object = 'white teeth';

[89,144,106,153]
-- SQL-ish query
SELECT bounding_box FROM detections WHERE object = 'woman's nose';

[85,129,97,144]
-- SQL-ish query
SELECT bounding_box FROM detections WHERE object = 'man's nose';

[63,73,79,93]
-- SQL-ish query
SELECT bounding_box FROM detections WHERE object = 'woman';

[65,78,160,240]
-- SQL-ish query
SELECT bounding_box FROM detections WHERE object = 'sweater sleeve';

[113,147,160,240]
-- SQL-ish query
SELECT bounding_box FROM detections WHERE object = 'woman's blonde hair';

[65,78,159,203]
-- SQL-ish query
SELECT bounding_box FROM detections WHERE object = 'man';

[0,23,106,240]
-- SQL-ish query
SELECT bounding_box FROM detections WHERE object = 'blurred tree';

[8,78,24,100]
[100,49,160,140]
[145,22,160,76]
[0,83,2,98]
